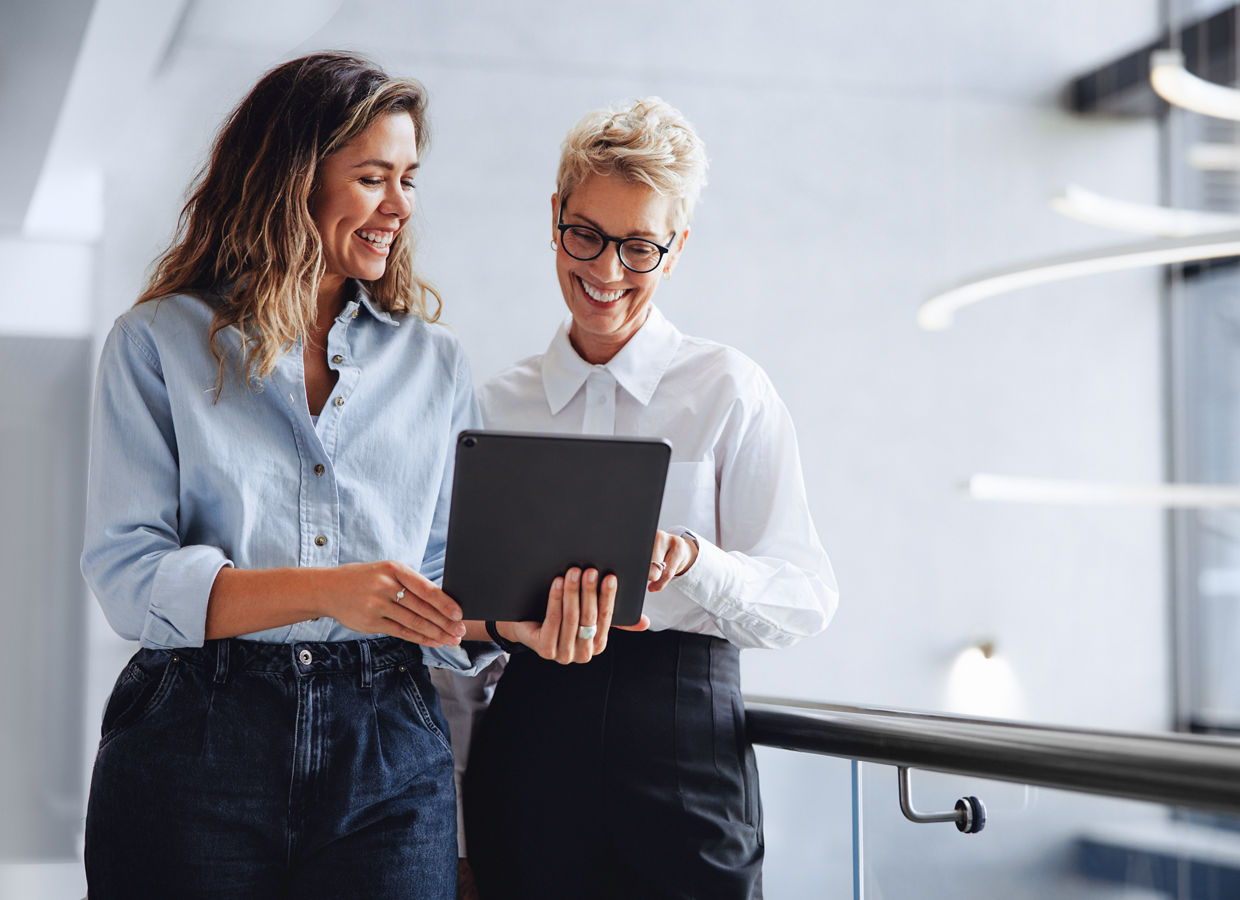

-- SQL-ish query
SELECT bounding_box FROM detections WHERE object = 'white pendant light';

[1187,142,1240,171]
[1050,184,1240,236]
[918,230,1240,330]
[1150,49,1240,122]
[965,473,1240,508]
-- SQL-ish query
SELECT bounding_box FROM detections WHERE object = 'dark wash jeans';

[85,637,457,900]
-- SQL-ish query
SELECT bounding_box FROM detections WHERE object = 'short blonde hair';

[556,97,708,231]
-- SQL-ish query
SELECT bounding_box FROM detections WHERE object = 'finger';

[412,600,469,643]
[395,565,464,623]
[379,609,448,646]
[617,613,650,632]
[576,568,599,663]
[557,568,582,664]
[539,576,565,659]
[648,558,672,592]
[594,573,617,654]
[388,603,464,646]
[396,588,466,640]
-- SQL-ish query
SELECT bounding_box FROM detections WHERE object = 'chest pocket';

[658,460,717,543]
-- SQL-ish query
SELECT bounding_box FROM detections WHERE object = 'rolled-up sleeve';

[81,319,231,649]
[671,372,838,649]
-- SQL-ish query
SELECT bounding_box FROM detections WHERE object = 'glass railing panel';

[854,765,1239,900]
[756,746,856,897]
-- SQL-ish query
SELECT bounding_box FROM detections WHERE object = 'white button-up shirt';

[478,305,837,648]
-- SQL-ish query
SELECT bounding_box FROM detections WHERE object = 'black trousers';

[464,629,763,900]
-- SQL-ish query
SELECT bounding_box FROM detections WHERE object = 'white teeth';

[357,230,394,247]
[580,278,625,303]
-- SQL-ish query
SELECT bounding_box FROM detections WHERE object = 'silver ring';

[577,624,598,641]
[651,561,667,574]
[395,588,406,603]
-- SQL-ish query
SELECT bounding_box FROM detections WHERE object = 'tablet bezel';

[441,430,671,627]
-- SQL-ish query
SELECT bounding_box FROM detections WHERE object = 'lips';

[577,275,628,304]
[356,228,395,251]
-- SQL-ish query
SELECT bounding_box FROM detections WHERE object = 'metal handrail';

[744,695,1240,815]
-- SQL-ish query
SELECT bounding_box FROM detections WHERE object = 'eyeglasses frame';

[556,205,677,274]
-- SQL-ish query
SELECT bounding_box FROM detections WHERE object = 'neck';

[569,307,651,365]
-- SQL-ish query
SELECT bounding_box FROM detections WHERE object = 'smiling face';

[310,112,419,309]
[554,173,685,364]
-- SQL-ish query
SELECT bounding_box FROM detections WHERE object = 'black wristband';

[485,620,529,654]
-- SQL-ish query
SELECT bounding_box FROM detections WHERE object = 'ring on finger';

[650,560,667,575]
[394,588,406,603]
[577,624,598,641]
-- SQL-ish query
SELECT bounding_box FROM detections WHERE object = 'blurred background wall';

[6,0,1235,896]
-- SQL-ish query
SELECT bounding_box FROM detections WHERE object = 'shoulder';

[107,292,216,369]
[396,315,472,374]
[479,352,544,401]
[673,331,777,402]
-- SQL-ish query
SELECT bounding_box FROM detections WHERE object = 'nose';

[381,183,414,219]
[587,243,626,283]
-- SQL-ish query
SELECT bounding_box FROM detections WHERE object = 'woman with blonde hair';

[82,52,614,898]
[447,98,838,899]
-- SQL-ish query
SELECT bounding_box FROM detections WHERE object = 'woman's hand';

[647,530,698,592]
[319,561,466,647]
[501,567,614,664]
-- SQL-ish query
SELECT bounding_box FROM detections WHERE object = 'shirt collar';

[541,305,682,415]
[352,282,399,326]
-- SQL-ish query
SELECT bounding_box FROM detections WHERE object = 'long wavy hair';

[138,52,441,394]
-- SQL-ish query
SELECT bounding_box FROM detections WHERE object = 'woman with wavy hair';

[81,52,612,898]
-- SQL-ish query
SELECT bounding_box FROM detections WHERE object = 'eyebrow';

[566,209,663,241]
[352,159,420,172]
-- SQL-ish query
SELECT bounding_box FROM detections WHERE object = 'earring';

[550,239,557,251]
[663,268,672,281]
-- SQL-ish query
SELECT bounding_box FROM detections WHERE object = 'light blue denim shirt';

[82,287,494,674]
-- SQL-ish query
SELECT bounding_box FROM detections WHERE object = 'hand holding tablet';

[442,431,671,634]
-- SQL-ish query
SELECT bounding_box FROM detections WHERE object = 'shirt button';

[298,648,313,665]
[315,534,328,547]
[314,464,325,476]
[332,354,344,364]
[334,396,345,407]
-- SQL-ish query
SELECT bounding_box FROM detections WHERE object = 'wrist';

[485,620,529,654]
[674,527,701,575]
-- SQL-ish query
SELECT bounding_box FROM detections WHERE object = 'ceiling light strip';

[1051,184,1240,236]
[966,474,1240,508]
[1150,49,1240,122]
[918,230,1240,330]
[1187,142,1240,171]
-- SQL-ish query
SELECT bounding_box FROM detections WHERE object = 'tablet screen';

[442,430,671,626]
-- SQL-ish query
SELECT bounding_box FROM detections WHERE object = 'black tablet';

[441,430,671,627]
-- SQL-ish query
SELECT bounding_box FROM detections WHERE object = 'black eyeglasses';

[556,206,676,274]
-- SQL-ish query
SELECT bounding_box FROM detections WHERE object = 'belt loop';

[358,639,373,689]
[214,639,230,685]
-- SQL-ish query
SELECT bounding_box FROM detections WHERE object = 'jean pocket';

[99,650,179,749]
[399,665,453,755]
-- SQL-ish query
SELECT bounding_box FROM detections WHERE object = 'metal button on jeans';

[298,649,313,665]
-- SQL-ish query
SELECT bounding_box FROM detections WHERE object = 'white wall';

[10,1,1177,896]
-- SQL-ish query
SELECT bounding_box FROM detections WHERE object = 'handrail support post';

[897,766,986,834]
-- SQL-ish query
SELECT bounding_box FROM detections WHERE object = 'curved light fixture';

[965,473,1240,508]
[918,229,1240,330]
[1187,142,1240,171]
[1050,184,1240,236]
[1150,49,1240,122]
